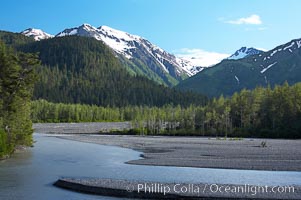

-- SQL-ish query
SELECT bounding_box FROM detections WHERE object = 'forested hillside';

[0,30,34,47]
[15,35,207,107]
[177,38,301,97]
[0,41,37,158]
[25,24,193,86]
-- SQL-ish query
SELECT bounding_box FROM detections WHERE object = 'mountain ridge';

[176,37,301,97]
[227,47,263,60]
[21,24,202,86]
[20,28,54,41]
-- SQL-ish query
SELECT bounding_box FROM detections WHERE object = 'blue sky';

[1,0,301,65]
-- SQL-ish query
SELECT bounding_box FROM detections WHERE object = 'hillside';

[177,38,301,97]
[0,33,206,106]
[0,30,34,47]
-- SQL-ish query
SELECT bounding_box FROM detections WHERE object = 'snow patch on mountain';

[283,42,295,51]
[56,24,100,38]
[234,75,240,84]
[21,28,53,41]
[228,47,263,60]
[56,24,135,59]
[261,62,277,73]
[297,40,301,48]
[281,39,301,52]
[99,25,141,41]
[175,58,202,76]
[189,66,205,75]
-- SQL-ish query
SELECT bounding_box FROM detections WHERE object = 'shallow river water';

[0,134,300,200]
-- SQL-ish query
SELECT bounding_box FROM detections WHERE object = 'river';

[0,134,300,199]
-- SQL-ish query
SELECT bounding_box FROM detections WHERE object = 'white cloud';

[226,14,262,25]
[174,48,230,67]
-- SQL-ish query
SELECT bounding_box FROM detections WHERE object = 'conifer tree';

[0,41,38,158]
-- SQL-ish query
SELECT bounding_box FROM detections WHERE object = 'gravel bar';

[34,122,131,134]
[33,123,301,171]
[54,178,301,199]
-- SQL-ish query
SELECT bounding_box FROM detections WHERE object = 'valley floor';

[33,123,301,171]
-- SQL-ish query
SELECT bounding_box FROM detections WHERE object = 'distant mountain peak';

[177,37,301,97]
[53,24,200,79]
[55,23,99,38]
[20,24,204,85]
[82,23,93,27]
[20,28,53,41]
[80,23,98,31]
[228,47,263,60]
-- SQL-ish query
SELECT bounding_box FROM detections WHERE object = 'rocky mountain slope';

[20,28,53,41]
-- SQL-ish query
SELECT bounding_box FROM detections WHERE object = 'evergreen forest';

[0,41,37,158]
[32,83,301,139]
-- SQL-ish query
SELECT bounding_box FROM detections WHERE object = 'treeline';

[195,82,301,138]
[32,100,125,122]
[0,41,37,158]
[31,100,195,124]
[32,82,301,138]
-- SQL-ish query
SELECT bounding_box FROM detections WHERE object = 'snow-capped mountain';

[177,37,301,97]
[57,24,142,60]
[20,24,205,85]
[55,24,198,84]
[228,47,263,60]
[20,28,53,41]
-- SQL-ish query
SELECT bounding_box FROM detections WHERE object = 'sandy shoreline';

[33,123,301,171]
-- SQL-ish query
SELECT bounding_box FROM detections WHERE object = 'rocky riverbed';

[33,122,301,171]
